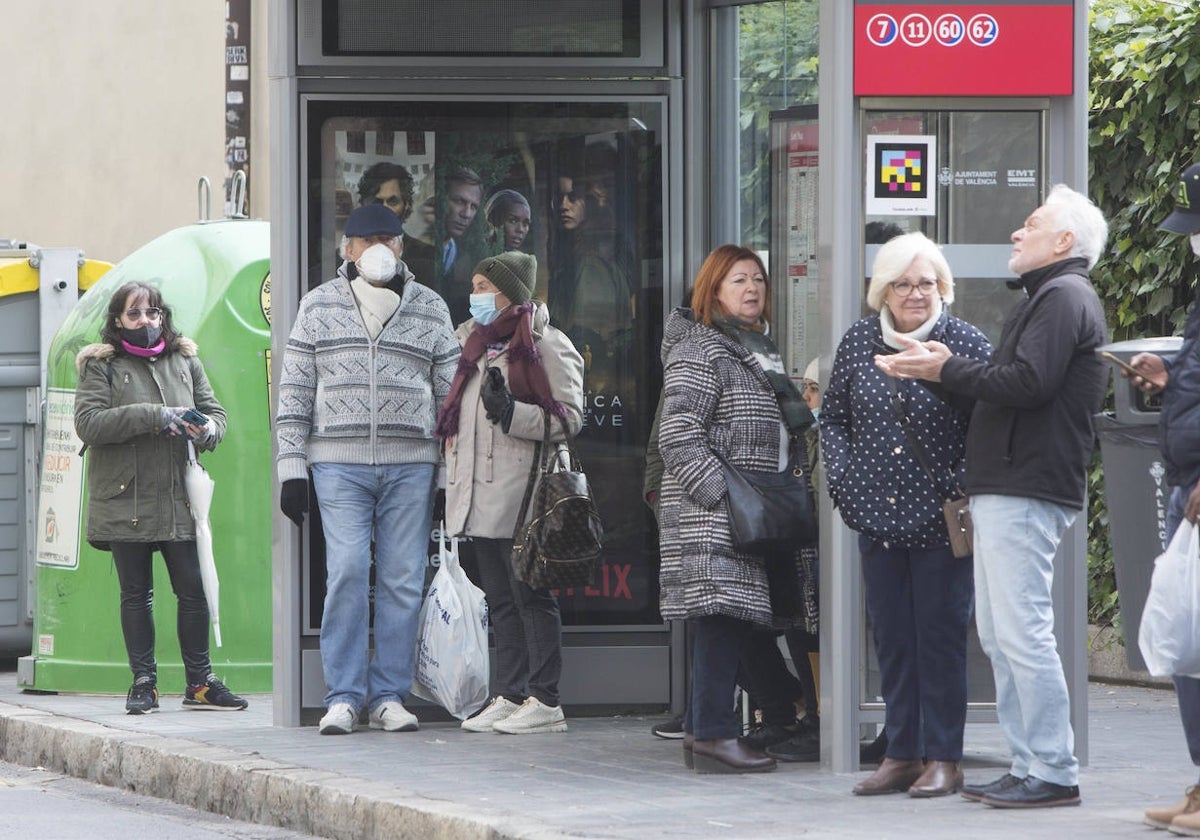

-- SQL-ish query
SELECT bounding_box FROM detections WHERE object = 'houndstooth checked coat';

[657,308,817,630]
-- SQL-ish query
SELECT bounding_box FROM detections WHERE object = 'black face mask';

[119,324,163,348]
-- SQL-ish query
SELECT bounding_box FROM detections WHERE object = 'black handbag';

[511,413,603,590]
[717,443,817,554]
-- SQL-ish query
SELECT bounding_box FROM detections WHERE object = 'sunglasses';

[124,308,163,320]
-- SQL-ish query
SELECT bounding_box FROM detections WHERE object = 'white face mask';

[1191,232,1200,258]
[357,243,397,284]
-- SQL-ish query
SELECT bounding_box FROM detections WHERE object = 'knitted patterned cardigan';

[275,269,461,481]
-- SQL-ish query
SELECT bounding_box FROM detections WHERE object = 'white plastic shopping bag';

[411,524,490,719]
[1138,520,1200,678]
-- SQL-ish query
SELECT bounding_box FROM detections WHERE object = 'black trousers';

[470,537,563,707]
[685,614,752,740]
[111,541,211,687]
[738,627,819,725]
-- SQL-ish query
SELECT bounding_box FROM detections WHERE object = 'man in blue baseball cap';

[1126,161,1200,833]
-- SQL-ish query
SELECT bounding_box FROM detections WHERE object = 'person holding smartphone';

[1124,162,1200,834]
[74,281,245,715]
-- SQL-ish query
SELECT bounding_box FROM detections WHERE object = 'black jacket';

[940,257,1108,510]
[1160,297,1200,488]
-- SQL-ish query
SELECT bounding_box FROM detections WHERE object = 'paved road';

[0,758,321,839]
[0,656,321,839]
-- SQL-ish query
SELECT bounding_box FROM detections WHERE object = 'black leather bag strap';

[885,375,962,501]
[511,411,552,542]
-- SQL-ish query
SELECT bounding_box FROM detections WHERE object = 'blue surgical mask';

[469,292,500,325]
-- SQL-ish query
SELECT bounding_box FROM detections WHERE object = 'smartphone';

[1099,351,1142,378]
[180,407,209,427]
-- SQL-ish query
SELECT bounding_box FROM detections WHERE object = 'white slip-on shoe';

[492,697,568,734]
[461,696,520,733]
[319,702,358,735]
[369,700,419,732]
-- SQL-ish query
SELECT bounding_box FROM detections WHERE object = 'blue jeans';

[312,462,435,712]
[971,494,1079,786]
[1166,483,1200,780]
[861,536,974,761]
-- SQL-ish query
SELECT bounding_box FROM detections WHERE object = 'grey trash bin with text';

[1095,337,1182,671]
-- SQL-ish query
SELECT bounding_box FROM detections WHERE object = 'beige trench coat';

[444,302,585,539]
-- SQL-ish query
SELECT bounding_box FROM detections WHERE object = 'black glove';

[481,367,514,432]
[280,479,309,527]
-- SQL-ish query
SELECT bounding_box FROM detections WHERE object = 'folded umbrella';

[184,441,221,647]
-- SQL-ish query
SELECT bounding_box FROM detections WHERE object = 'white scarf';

[350,278,400,340]
[879,296,943,350]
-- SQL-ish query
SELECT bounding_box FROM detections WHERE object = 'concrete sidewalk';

[0,673,1190,839]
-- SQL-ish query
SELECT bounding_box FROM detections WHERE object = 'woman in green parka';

[74,281,246,715]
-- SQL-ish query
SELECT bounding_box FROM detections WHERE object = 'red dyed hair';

[690,244,771,327]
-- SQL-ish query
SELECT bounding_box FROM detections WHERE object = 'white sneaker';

[319,702,358,735]
[461,696,520,733]
[492,697,567,735]
[369,701,419,732]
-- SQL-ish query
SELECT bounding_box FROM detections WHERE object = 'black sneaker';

[740,723,796,752]
[651,714,686,739]
[962,772,1022,802]
[125,676,159,715]
[182,674,248,711]
[982,775,1080,809]
[766,729,820,762]
[860,727,888,763]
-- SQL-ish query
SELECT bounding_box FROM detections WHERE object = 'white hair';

[865,231,955,312]
[1043,184,1109,269]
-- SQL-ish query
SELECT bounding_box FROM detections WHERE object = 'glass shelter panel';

[863,108,1045,343]
[303,98,665,630]
[734,1,820,253]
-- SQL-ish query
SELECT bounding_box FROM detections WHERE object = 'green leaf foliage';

[737,0,819,249]
[1087,0,1200,625]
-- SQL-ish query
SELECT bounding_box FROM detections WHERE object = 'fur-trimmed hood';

[75,336,199,374]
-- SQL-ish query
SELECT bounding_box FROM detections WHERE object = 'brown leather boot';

[692,738,777,774]
[908,760,964,797]
[852,757,925,795]
[1145,785,1200,829]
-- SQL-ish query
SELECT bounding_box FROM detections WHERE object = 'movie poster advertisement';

[305,99,665,627]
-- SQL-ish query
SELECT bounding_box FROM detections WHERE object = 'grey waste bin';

[1094,337,1183,670]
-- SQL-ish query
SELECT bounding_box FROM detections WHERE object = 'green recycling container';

[20,220,272,694]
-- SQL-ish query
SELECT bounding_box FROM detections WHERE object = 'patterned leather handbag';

[511,413,603,589]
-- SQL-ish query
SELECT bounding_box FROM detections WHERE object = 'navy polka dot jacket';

[821,310,992,547]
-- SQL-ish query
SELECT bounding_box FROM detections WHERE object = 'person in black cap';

[436,251,584,735]
[1125,161,1200,833]
[276,203,461,736]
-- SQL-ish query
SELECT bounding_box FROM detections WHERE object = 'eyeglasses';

[124,307,162,320]
[889,279,938,298]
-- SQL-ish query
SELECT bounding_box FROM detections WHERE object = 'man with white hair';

[879,184,1109,808]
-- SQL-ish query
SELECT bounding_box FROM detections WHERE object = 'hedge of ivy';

[1086,0,1200,627]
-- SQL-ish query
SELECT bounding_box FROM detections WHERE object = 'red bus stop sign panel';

[854,2,1074,97]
